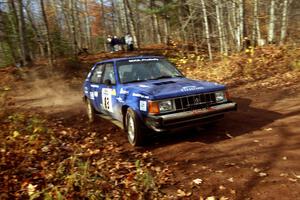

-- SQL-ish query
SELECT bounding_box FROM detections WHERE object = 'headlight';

[215,91,227,102]
[148,100,175,114]
[159,100,174,112]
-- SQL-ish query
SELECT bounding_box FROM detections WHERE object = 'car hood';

[122,78,226,100]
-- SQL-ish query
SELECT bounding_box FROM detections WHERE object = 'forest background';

[0,0,300,68]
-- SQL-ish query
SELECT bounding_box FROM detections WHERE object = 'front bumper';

[145,102,237,132]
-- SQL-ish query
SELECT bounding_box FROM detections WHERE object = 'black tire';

[125,108,144,146]
[86,99,96,123]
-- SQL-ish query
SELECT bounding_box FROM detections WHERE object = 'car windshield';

[117,58,183,84]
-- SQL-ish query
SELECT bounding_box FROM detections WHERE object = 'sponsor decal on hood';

[181,86,204,92]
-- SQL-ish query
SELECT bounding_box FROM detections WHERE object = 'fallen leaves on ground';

[0,111,175,199]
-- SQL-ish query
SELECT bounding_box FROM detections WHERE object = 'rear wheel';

[86,99,96,123]
[125,108,144,146]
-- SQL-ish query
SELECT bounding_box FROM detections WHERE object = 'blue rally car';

[83,56,237,146]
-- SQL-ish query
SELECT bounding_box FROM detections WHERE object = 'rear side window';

[102,63,116,84]
[90,64,104,83]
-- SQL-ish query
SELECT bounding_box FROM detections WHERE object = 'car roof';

[96,55,165,64]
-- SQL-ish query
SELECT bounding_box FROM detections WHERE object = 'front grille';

[174,93,216,111]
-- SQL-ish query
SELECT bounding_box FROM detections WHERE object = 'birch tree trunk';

[232,2,241,51]
[70,0,78,56]
[60,0,73,52]
[150,0,162,44]
[40,0,54,67]
[162,15,169,45]
[17,0,32,65]
[280,0,289,44]
[25,5,44,57]
[178,0,188,50]
[227,1,235,51]
[215,0,224,54]
[200,0,212,60]
[74,1,82,50]
[0,8,18,64]
[153,14,161,44]
[123,0,130,34]
[135,0,141,48]
[83,0,92,49]
[220,2,228,55]
[239,0,244,42]
[7,0,22,62]
[235,0,243,51]
[268,0,276,44]
[111,0,118,35]
[252,0,262,46]
[124,0,139,48]
[100,0,107,51]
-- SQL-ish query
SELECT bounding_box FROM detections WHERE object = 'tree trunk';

[70,0,78,56]
[100,0,107,51]
[153,14,161,44]
[40,0,54,67]
[124,0,139,48]
[74,1,82,50]
[7,0,21,63]
[17,0,32,65]
[84,0,92,49]
[200,0,212,60]
[162,15,169,45]
[220,2,228,55]
[111,0,118,35]
[122,0,130,34]
[178,0,188,50]
[239,0,244,44]
[252,0,262,46]
[268,0,276,44]
[25,4,45,58]
[232,2,241,51]
[215,0,224,54]
[280,0,289,44]
[149,0,161,44]
[135,0,141,48]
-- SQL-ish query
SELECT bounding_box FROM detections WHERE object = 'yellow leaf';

[3,86,11,91]
[27,183,37,196]
[13,131,20,138]
[33,127,43,133]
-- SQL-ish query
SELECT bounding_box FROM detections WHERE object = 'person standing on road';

[125,33,134,51]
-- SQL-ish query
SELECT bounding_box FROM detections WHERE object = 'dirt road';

[5,69,300,199]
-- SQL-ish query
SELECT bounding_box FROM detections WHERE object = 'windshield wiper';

[151,75,184,80]
[150,75,173,80]
[174,75,184,78]
[122,79,146,84]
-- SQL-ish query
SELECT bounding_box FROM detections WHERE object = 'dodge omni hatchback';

[83,56,237,146]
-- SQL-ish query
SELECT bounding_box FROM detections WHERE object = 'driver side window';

[90,64,105,83]
[102,63,116,84]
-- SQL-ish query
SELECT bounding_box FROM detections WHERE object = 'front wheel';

[125,108,144,146]
[86,99,96,123]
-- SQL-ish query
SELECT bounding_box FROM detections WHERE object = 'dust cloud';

[11,73,85,114]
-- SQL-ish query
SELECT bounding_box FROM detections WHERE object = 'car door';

[98,62,117,116]
[89,63,105,111]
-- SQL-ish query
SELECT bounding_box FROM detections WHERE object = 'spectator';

[111,36,119,52]
[125,33,134,51]
[107,35,113,52]
[120,36,126,51]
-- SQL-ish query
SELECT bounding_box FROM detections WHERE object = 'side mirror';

[104,79,112,85]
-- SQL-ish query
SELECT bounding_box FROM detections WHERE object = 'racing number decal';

[102,88,113,112]
[104,97,110,109]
